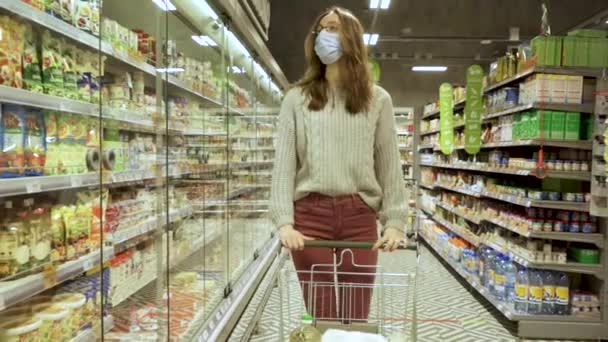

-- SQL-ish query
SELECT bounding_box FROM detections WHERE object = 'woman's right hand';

[279,225,313,251]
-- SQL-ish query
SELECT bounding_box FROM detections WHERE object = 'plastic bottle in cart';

[504,256,517,303]
[527,270,543,314]
[555,272,570,315]
[514,267,529,313]
[289,314,322,342]
[493,254,506,301]
[542,271,556,314]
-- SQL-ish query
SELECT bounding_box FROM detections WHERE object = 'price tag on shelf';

[26,182,41,194]
[70,175,83,188]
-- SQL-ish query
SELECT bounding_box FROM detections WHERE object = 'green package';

[568,29,608,38]
[562,36,576,66]
[62,41,79,100]
[550,111,566,140]
[513,113,522,140]
[529,110,552,139]
[575,38,590,67]
[22,24,43,93]
[564,112,581,140]
[520,112,531,139]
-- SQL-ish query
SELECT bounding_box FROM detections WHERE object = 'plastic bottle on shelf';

[289,314,322,342]
[542,271,556,314]
[493,254,506,301]
[485,248,496,292]
[555,272,570,315]
[527,270,543,315]
[504,256,517,304]
[478,246,486,283]
[514,267,529,313]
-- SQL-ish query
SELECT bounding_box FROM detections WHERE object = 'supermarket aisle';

[248,244,520,342]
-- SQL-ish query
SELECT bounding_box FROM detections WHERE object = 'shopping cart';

[278,239,419,342]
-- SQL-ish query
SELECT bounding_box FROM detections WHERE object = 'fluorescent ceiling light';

[364,33,379,46]
[370,0,390,9]
[254,62,269,80]
[151,0,175,11]
[412,66,448,72]
[192,35,217,46]
[197,0,218,20]
[156,67,184,73]
[480,39,492,45]
[225,29,251,58]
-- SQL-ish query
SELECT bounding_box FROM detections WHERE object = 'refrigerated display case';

[0,0,282,340]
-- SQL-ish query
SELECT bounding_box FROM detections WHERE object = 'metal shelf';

[420,163,591,181]
[435,184,482,198]
[436,202,481,225]
[443,140,594,151]
[484,102,596,121]
[484,66,606,93]
[485,217,604,248]
[422,208,481,247]
[0,247,114,311]
[481,190,590,212]
[419,183,436,191]
[418,144,436,150]
[422,99,466,120]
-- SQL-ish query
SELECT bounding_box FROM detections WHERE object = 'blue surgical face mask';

[314,30,343,65]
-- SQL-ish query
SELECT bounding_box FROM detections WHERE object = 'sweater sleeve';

[269,89,298,229]
[374,89,408,234]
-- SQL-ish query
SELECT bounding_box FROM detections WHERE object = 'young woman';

[270,6,408,321]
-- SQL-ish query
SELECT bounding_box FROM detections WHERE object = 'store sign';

[464,65,484,155]
[439,83,454,155]
[369,59,381,82]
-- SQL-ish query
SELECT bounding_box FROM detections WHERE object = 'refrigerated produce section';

[0,0,283,340]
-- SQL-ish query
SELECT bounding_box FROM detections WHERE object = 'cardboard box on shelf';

[550,75,567,104]
[529,110,552,139]
[565,75,584,104]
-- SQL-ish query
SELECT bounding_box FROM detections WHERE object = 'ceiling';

[267,0,608,107]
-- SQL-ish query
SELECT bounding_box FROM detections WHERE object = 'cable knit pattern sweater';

[270,85,408,233]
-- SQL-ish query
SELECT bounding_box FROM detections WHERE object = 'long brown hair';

[297,7,373,114]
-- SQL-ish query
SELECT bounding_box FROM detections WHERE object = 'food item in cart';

[23,24,43,93]
[289,314,321,342]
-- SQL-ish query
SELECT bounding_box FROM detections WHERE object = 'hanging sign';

[369,59,381,82]
[439,83,454,155]
[464,65,484,155]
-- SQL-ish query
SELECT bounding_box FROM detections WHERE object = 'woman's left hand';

[373,227,403,252]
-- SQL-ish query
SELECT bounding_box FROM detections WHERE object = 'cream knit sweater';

[269,85,408,233]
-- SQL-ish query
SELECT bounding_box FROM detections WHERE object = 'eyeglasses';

[314,24,340,34]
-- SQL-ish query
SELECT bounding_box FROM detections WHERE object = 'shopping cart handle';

[304,240,416,250]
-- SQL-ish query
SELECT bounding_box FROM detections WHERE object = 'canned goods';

[575,193,585,203]
[572,161,582,171]
[563,160,573,171]
[526,207,538,218]
[569,222,580,233]
[554,160,564,171]
[582,222,596,233]
[557,211,570,222]
[548,192,561,201]
[554,220,568,232]
[581,162,590,171]
[564,193,577,202]
[543,221,553,232]
[531,220,543,232]
[570,212,580,222]
[547,160,556,170]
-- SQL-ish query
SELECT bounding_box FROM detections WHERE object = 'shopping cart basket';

[278,240,419,341]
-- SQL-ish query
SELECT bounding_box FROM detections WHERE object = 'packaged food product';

[47,0,74,23]
[0,105,26,178]
[0,316,42,342]
[41,30,64,96]
[62,42,79,100]
[32,303,71,341]
[52,293,86,333]
[21,0,46,10]
[23,108,46,176]
[22,24,43,93]
[49,205,66,262]
[24,199,51,266]
[0,16,25,89]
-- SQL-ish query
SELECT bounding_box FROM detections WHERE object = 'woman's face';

[317,12,340,34]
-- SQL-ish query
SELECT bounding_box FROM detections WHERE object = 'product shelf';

[484,217,604,248]
[439,139,594,151]
[418,143,436,151]
[419,183,436,191]
[480,190,590,212]
[484,66,606,93]
[422,98,466,119]
[435,202,481,225]
[0,247,115,311]
[419,230,602,323]
[483,102,596,121]
[420,123,465,137]
[435,184,482,198]
[420,162,591,181]
[422,208,480,247]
